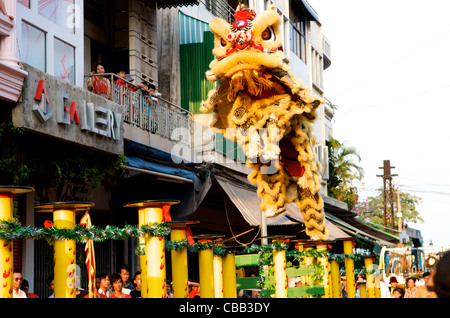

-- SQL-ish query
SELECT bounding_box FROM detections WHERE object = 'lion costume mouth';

[227,68,287,101]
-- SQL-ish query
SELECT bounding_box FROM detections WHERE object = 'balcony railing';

[84,73,191,146]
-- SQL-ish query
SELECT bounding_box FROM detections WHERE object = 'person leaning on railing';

[87,64,112,100]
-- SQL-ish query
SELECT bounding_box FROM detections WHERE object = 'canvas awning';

[155,0,199,9]
[325,213,398,247]
[214,174,348,240]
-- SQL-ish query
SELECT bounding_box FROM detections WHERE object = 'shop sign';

[12,64,124,155]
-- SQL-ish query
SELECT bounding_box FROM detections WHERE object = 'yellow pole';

[198,242,215,298]
[123,200,179,298]
[304,244,314,296]
[144,206,165,298]
[364,256,376,298]
[169,223,193,298]
[213,254,223,298]
[316,242,331,298]
[138,209,147,298]
[343,238,356,298]
[36,202,94,298]
[222,252,237,298]
[273,239,287,298]
[358,282,367,298]
[54,208,77,298]
[0,187,33,298]
[295,240,308,288]
[330,260,342,298]
[0,193,14,299]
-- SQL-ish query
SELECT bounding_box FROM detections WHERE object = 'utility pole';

[397,189,402,233]
[377,160,398,232]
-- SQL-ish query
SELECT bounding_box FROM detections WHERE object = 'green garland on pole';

[0,219,170,244]
[0,219,380,276]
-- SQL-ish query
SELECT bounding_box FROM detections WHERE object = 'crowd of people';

[338,250,450,299]
[11,264,203,299]
[87,64,159,106]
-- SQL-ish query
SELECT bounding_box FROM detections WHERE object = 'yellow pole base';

[123,200,179,298]
[330,260,342,298]
[36,201,94,298]
[199,247,214,298]
[364,256,376,298]
[343,238,356,298]
[273,249,287,298]
[0,187,33,298]
[223,253,237,298]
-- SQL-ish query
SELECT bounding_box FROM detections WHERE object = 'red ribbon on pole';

[80,211,96,298]
[162,204,172,222]
[186,226,195,245]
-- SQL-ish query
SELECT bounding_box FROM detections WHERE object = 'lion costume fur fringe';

[200,4,329,240]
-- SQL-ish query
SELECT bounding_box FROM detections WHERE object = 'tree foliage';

[356,188,424,228]
[326,137,364,209]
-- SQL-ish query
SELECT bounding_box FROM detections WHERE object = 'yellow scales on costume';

[201,4,328,240]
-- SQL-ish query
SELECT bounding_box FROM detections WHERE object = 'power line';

[339,83,450,115]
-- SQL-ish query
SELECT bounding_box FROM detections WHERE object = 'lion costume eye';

[261,26,275,41]
[220,38,227,47]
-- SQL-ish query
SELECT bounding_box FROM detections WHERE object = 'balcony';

[322,35,331,70]
[84,73,191,156]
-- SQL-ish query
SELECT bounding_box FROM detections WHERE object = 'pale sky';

[307,0,450,247]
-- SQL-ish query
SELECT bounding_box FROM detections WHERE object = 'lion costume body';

[201,5,328,240]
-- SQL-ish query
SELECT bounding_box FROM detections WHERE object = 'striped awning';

[156,0,199,9]
[215,175,348,240]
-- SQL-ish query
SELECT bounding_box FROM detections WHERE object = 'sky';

[307,0,450,247]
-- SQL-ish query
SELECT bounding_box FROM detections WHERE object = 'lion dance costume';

[201,4,328,240]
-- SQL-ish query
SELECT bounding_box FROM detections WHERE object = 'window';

[38,0,75,33]
[54,38,75,84]
[290,3,307,62]
[21,22,46,71]
[311,48,323,90]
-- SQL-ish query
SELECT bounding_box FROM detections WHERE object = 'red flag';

[80,211,96,298]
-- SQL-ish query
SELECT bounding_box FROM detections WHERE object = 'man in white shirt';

[12,270,27,298]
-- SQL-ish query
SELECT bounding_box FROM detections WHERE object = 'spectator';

[109,273,131,298]
[416,272,437,298]
[87,64,111,100]
[130,271,141,298]
[392,288,404,298]
[404,277,417,298]
[428,250,450,298]
[20,279,39,298]
[12,270,26,298]
[388,276,399,296]
[46,274,54,298]
[97,273,112,298]
[188,281,200,298]
[119,265,134,292]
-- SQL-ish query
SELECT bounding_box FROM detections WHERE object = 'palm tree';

[326,137,364,209]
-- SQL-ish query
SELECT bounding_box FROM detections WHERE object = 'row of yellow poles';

[0,191,239,298]
[1,188,382,299]
[274,237,382,298]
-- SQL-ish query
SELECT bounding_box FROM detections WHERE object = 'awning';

[125,156,197,183]
[214,174,348,240]
[325,213,398,247]
[155,0,199,9]
[301,0,320,22]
